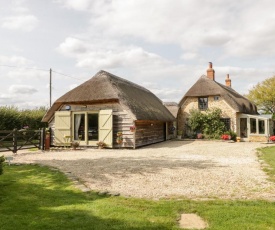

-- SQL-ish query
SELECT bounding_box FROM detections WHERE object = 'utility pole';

[50,68,52,107]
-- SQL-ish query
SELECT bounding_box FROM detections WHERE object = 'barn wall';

[48,103,135,148]
[135,120,165,148]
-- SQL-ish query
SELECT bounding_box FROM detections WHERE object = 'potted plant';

[116,132,123,144]
[197,133,203,139]
[177,130,183,140]
[221,134,231,140]
[130,125,136,132]
[97,141,106,149]
[269,135,275,142]
[71,141,80,150]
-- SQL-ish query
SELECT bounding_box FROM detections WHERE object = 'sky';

[1,0,275,109]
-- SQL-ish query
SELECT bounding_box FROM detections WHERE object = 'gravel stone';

[10,140,275,200]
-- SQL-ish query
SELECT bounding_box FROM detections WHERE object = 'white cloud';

[58,37,169,69]
[6,68,48,81]
[13,6,30,14]
[9,85,38,94]
[0,93,24,105]
[58,37,89,55]
[55,0,275,59]
[181,52,199,60]
[0,55,33,66]
[55,0,111,14]
[1,15,38,31]
[56,0,93,11]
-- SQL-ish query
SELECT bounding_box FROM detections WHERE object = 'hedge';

[0,106,48,130]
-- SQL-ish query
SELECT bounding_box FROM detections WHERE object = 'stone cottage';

[178,62,273,142]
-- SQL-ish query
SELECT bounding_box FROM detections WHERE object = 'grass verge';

[0,164,275,230]
[258,146,275,183]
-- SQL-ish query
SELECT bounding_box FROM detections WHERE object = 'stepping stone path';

[179,213,208,229]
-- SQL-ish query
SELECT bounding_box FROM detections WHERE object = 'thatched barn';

[42,70,175,148]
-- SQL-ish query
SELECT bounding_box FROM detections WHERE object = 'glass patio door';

[87,113,99,145]
[73,112,99,145]
[240,118,247,138]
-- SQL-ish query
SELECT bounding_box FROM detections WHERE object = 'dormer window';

[198,97,208,110]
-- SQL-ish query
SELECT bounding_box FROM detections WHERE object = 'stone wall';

[249,135,268,142]
[178,96,237,136]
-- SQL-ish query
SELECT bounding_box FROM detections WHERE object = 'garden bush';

[223,130,237,141]
[188,108,226,139]
[0,106,47,130]
[0,155,5,175]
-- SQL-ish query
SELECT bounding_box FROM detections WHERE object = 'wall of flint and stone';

[178,96,237,136]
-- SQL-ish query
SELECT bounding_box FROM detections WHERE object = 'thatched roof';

[163,102,179,118]
[179,75,258,114]
[42,70,175,122]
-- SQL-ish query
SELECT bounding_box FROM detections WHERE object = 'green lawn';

[0,155,275,229]
[258,146,275,183]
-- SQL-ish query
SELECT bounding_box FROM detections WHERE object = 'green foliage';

[246,76,275,114]
[0,106,47,130]
[188,108,206,132]
[224,130,237,141]
[188,108,226,139]
[0,155,5,175]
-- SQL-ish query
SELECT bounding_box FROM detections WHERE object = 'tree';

[246,76,275,114]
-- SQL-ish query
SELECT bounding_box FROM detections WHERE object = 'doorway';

[73,112,99,145]
[240,118,247,138]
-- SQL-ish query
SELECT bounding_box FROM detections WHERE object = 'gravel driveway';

[10,140,275,200]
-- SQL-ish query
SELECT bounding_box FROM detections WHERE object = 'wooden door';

[99,110,113,148]
[54,111,71,146]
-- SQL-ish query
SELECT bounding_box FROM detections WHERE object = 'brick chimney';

[225,74,231,87]
[206,62,215,81]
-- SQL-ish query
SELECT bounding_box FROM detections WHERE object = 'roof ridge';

[97,70,151,93]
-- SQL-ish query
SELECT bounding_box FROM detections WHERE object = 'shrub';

[270,136,275,141]
[224,130,237,141]
[188,109,205,133]
[0,155,5,175]
[188,108,225,139]
[0,106,48,130]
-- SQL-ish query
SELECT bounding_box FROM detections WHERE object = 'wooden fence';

[0,128,46,154]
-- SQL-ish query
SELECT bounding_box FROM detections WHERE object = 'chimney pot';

[206,62,215,81]
[225,74,231,87]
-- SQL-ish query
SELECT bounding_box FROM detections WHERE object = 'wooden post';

[45,131,50,151]
[133,122,136,149]
[50,68,52,107]
[13,128,18,154]
[41,128,45,150]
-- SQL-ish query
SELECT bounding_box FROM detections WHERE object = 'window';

[214,96,219,101]
[198,97,208,110]
[88,113,99,140]
[258,119,265,134]
[74,114,86,140]
[250,118,256,134]
[221,118,231,131]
